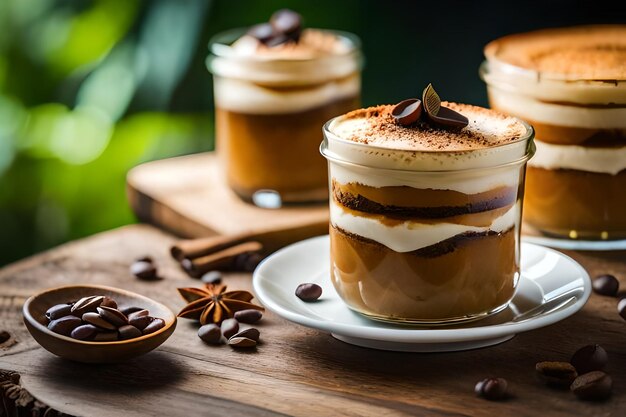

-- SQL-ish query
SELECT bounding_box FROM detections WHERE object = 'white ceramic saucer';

[523,235,626,251]
[253,236,591,352]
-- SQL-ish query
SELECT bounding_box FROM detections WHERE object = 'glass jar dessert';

[207,10,363,206]
[321,90,534,324]
[481,25,626,240]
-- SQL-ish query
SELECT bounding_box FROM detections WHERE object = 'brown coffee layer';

[332,180,517,219]
[521,119,626,146]
[216,95,359,201]
[525,166,626,239]
[330,225,517,321]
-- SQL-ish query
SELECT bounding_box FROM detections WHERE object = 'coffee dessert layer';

[484,25,626,80]
[528,140,626,175]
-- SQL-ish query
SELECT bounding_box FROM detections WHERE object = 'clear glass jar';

[481,58,626,240]
[207,29,363,207]
[321,117,535,324]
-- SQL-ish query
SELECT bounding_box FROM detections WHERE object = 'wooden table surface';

[1,224,625,416]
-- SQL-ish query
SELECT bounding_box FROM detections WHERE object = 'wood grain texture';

[126,153,329,253]
[1,225,625,417]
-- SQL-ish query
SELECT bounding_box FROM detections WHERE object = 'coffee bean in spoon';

[82,312,117,331]
[570,371,612,401]
[120,306,144,316]
[128,309,149,320]
[71,324,99,340]
[130,260,158,280]
[295,283,322,301]
[118,325,142,340]
[71,295,105,316]
[535,361,578,388]
[475,378,508,400]
[100,296,117,309]
[592,274,619,296]
[570,344,608,374]
[48,316,82,336]
[97,306,129,327]
[129,315,154,331]
[142,318,165,335]
[93,331,118,342]
[45,303,73,320]
[234,309,263,324]
[618,298,626,320]
[221,318,239,339]
[198,324,222,344]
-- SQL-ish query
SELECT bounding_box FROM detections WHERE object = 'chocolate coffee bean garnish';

[422,84,468,129]
[391,99,423,126]
[228,337,257,349]
[130,260,158,280]
[618,298,626,320]
[592,274,619,296]
[201,271,222,285]
[295,283,322,301]
[570,371,612,401]
[221,318,240,339]
[198,324,222,344]
[247,23,276,44]
[270,9,302,39]
[570,344,608,374]
[535,361,578,388]
[231,328,260,342]
[474,378,508,400]
[234,309,263,324]
[45,295,165,342]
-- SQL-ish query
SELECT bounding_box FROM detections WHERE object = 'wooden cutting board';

[126,152,329,253]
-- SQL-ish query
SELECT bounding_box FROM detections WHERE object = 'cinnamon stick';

[170,233,253,261]
[181,241,263,277]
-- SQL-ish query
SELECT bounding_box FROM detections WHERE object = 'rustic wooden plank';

[1,225,625,416]
[126,153,329,253]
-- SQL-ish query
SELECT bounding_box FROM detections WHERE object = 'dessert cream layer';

[528,140,626,175]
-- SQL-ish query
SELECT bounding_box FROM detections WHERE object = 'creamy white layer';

[529,140,626,175]
[213,73,359,114]
[488,87,626,129]
[330,199,519,253]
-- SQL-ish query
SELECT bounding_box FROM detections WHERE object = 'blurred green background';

[1,0,624,266]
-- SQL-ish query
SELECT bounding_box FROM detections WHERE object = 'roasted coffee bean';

[118,325,142,340]
[592,274,619,296]
[234,309,262,324]
[270,9,301,37]
[570,371,612,401]
[201,271,222,285]
[535,361,578,388]
[0,330,11,344]
[221,318,239,339]
[392,99,423,126]
[231,328,260,342]
[82,312,117,331]
[130,261,158,280]
[120,306,143,316]
[243,253,264,272]
[617,298,626,320]
[198,324,222,344]
[45,304,73,320]
[48,316,82,336]
[247,23,276,43]
[71,324,98,340]
[295,283,322,301]
[128,309,149,320]
[93,331,118,342]
[97,306,128,327]
[475,378,508,400]
[100,296,117,309]
[142,318,165,335]
[71,295,105,316]
[228,337,257,349]
[129,315,154,331]
[570,344,608,374]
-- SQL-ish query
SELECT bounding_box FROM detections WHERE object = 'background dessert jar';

[481,25,626,240]
[321,93,535,324]
[207,10,363,205]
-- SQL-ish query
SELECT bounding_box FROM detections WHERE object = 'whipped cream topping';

[330,200,519,253]
[529,140,626,175]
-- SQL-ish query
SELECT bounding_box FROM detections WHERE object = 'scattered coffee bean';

[617,298,626,320]
[475,378,508,401]
[198,324,222,344]
[128,309,149,320]
[129,315,154,331]
[228,337,257,349]
[201,271,222,285]
[45,304,73,320]
[592,274,619,296]
[82,312,117,331]
[142,318,165,335]
[48,316,82,336]
[101,296,118,309]
[231,328,260,342]
[93,331,118,342]
[243,253,264,272]
[118,325,142,340]
[71,324,98,341]
[295,283,322,301]
[120,306,143,316]
[234,309,262,324]
[535,361,578,388]
[71,295,105,316]
[570,344,608,375]
[97,306,129,327]
[0,330,11,344]
[221,318,239,339]
[130,261,158,280]
[570,371,612,401]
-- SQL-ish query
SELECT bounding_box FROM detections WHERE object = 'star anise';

[177,284,264,325]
